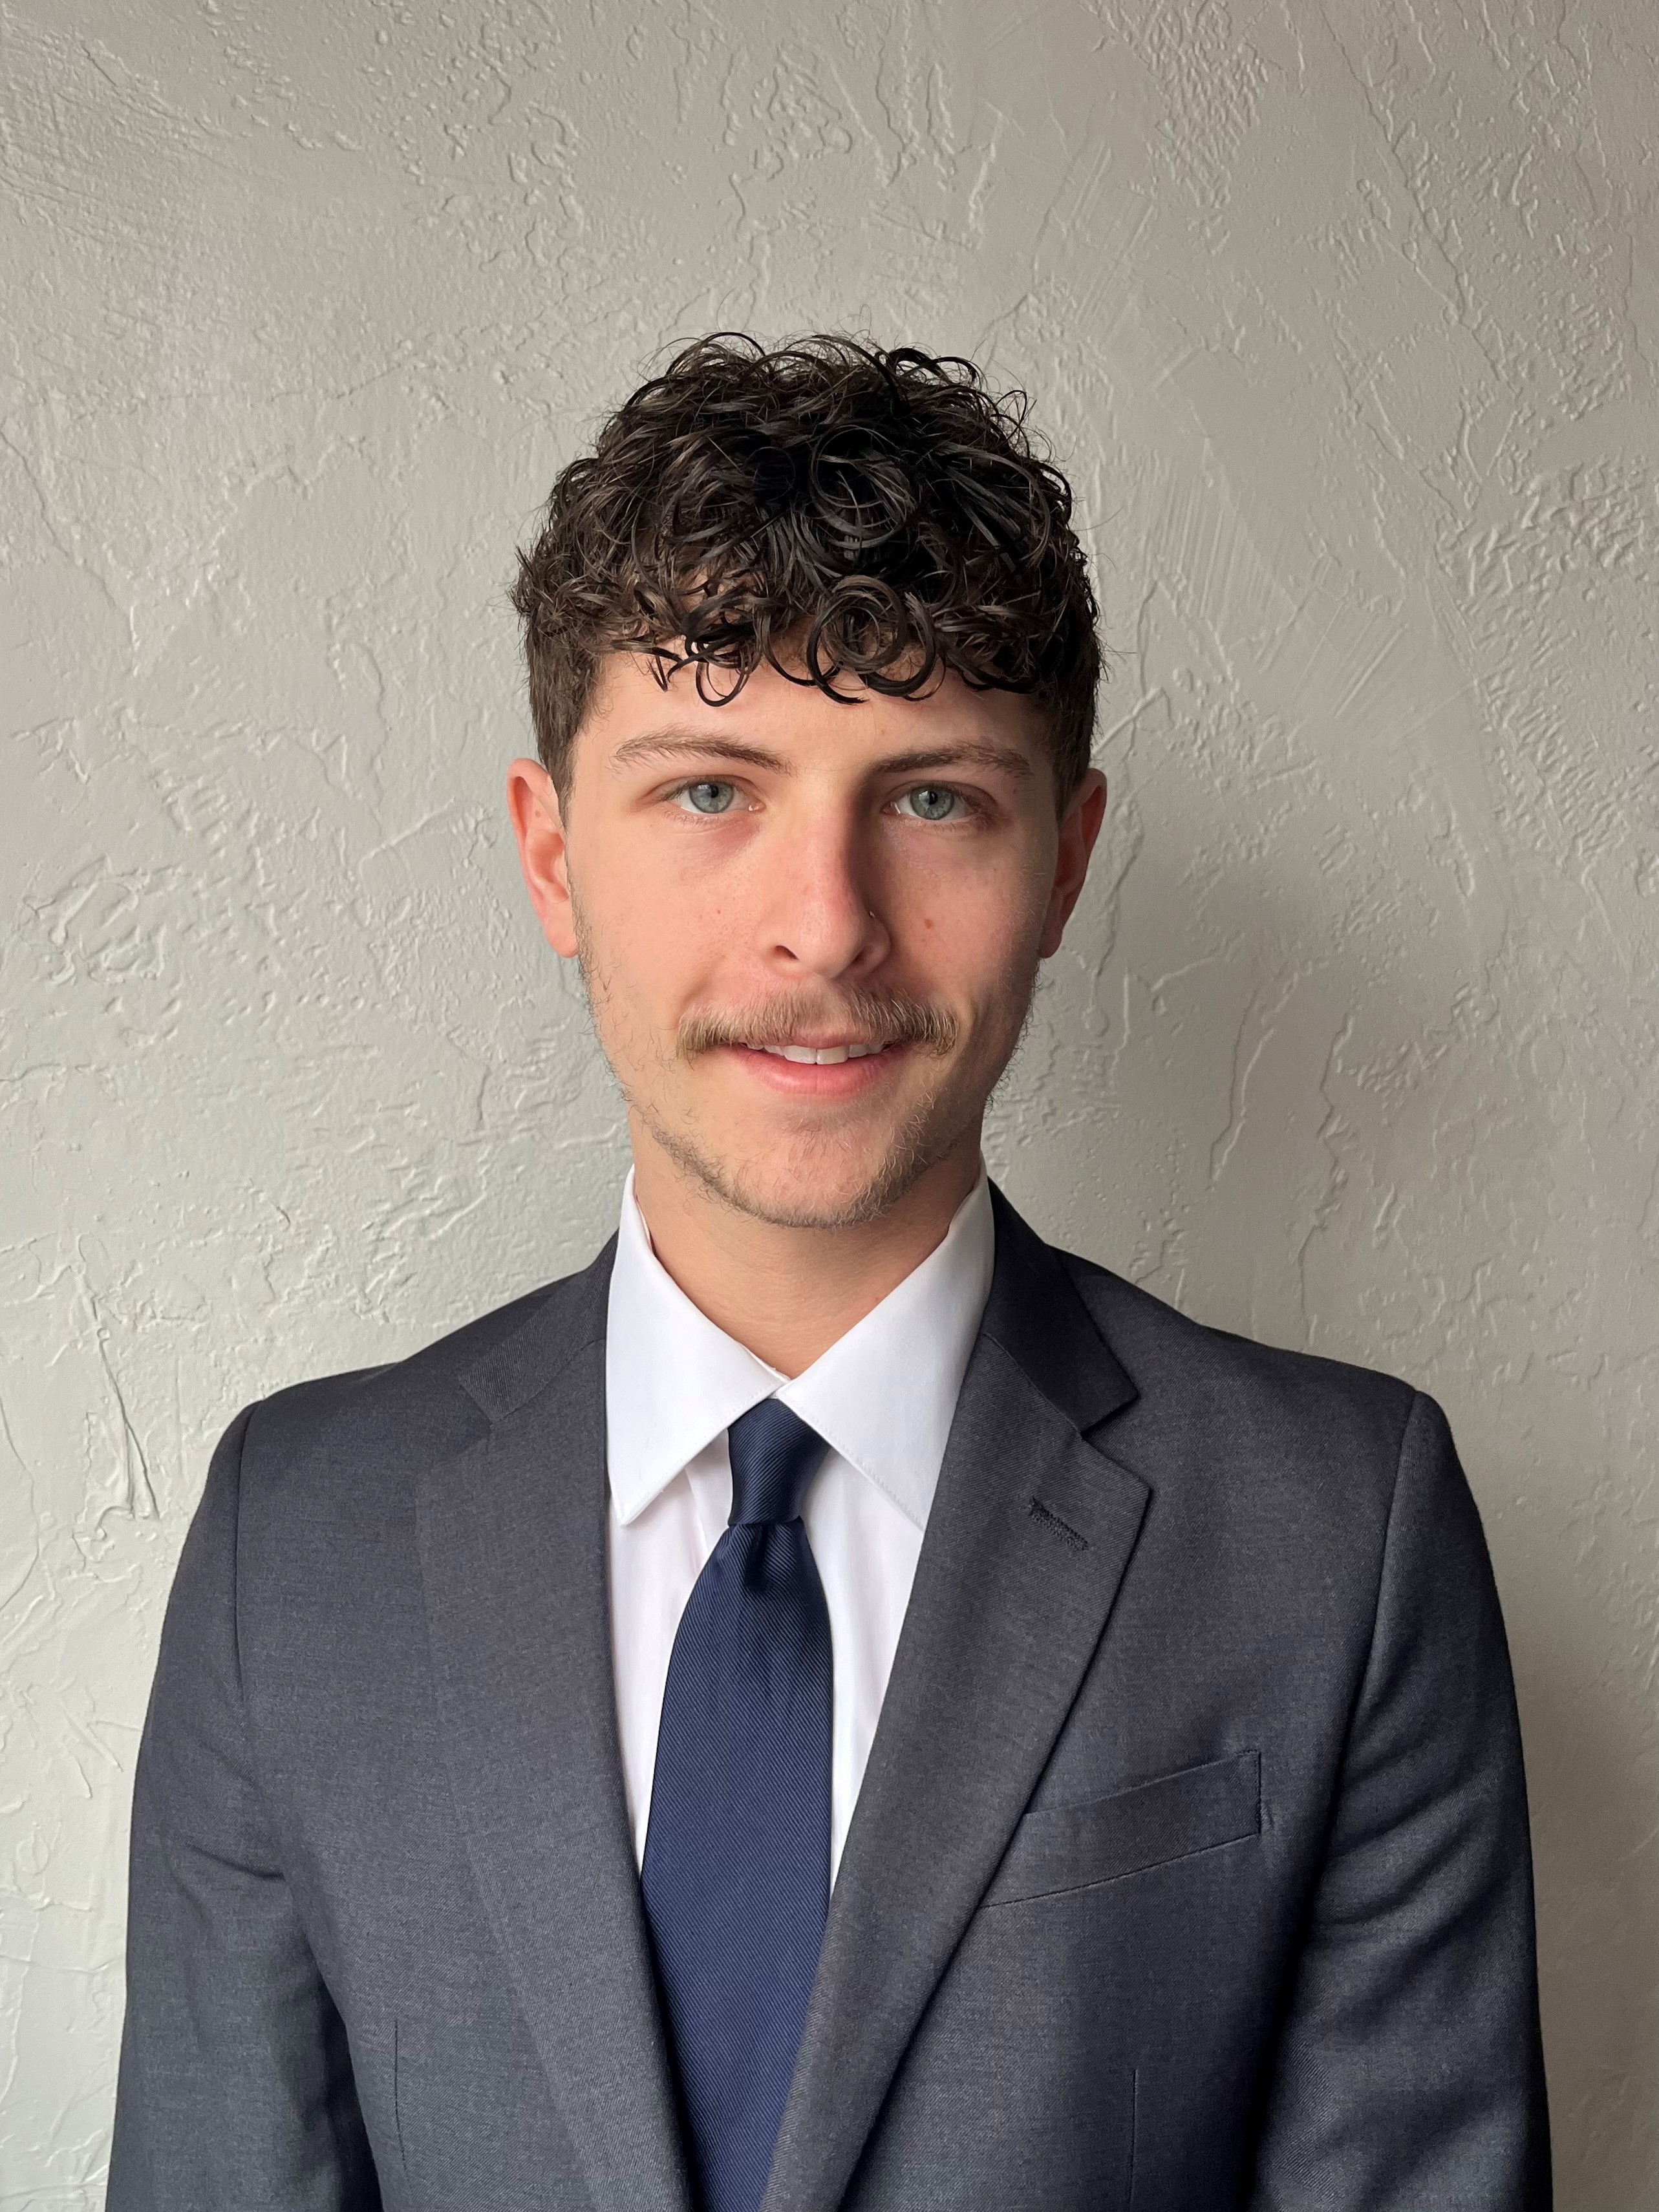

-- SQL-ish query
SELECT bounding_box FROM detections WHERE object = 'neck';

[627,1123,985,1376]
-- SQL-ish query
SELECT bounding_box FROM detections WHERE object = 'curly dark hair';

[511,334,1101,805]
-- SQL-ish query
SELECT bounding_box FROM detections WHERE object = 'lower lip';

[716,1043,910,1099]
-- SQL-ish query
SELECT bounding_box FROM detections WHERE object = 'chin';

[650,1110,953,1231]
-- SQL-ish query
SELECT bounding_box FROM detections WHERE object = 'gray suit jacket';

[108,1187,1549,2210]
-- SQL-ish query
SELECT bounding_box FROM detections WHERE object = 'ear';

[506,758,579,957]
[1038,767,1108,959]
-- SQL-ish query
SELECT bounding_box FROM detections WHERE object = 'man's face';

[509,653,1105,1229]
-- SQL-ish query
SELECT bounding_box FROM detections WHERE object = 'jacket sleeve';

[1247,1391,1550,2209]
[106,1407,382,2212]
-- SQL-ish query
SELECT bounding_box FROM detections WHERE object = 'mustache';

[678,988,959,1058]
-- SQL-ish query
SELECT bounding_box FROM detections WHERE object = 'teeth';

[756,1041,889,1064]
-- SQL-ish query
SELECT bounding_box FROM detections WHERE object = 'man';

[108,335,1549,2211]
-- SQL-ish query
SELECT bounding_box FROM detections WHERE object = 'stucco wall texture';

[3,0,1656,2201]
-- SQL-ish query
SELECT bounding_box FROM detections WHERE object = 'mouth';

[713,1035,910,1101]
[745,1040,894,1065]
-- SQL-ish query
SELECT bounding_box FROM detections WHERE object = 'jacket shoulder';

[1057,1246,1421,1472]
[235,1247,612,1498]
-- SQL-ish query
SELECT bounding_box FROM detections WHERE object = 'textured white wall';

[3,0,1655,2201]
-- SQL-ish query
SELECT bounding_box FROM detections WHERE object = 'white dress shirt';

[605,1166,994,1882]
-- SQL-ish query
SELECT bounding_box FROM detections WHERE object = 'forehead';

[579,650,1049,778]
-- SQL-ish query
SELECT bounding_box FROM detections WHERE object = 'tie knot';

[726,1399,828,1527]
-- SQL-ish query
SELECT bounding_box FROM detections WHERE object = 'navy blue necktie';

[640,1399,833,2212]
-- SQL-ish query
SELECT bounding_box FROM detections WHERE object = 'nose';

[757,811,890,983]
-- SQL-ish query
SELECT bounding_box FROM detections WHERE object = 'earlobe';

[506,758,579,958]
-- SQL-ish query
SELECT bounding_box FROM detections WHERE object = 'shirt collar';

[604,1167,994,1531]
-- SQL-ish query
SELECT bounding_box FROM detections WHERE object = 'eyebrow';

[608,729,1035,781]
[610,732,789,773]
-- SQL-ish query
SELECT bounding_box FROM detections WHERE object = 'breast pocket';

[983,1748,1261,1907]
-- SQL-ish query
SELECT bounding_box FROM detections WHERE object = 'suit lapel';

[419,1246,691,2212]
[762,1192,1148,2212]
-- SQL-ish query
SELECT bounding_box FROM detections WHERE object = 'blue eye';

[898,785,961,822]
[675,780,738,815]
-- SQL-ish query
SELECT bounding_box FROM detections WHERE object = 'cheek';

[576,843,729,1013]
[903,858,1048,995]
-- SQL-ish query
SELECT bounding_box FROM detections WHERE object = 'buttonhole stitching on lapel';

[1027,1496,1089,1551]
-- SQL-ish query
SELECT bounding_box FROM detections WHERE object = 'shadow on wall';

[1509,1621,1658,2206]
